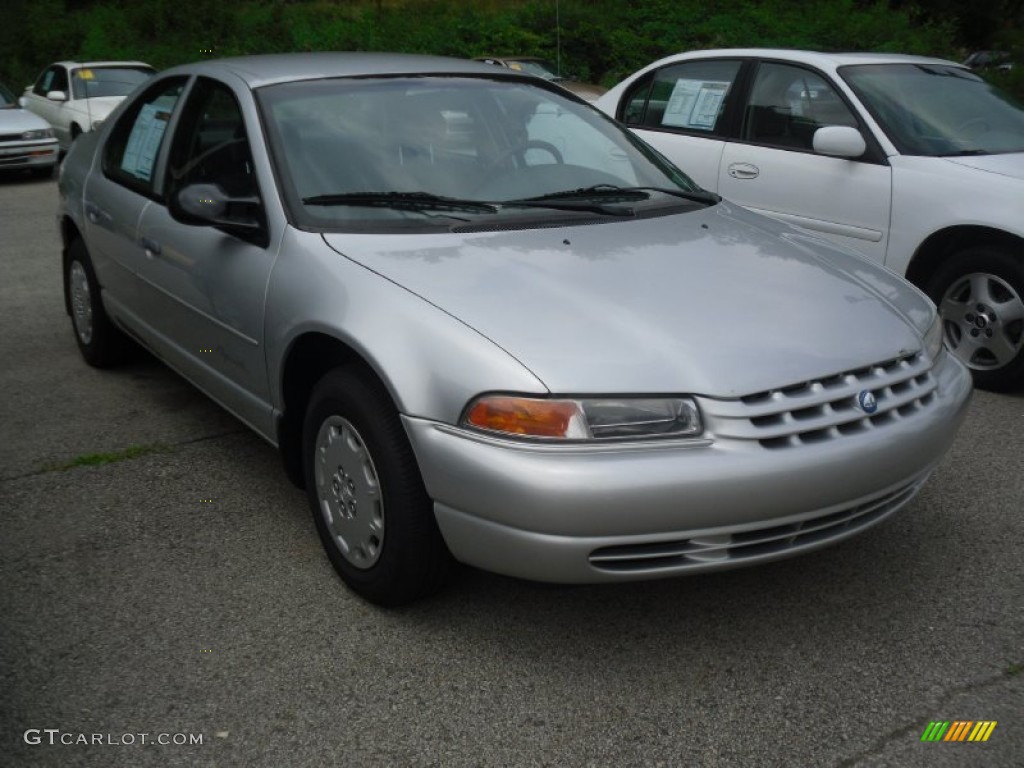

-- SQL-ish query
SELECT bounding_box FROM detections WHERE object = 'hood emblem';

[858,390,878,414]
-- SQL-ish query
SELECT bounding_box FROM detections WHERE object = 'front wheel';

[302,367,452,606]
[926,245,1024,392]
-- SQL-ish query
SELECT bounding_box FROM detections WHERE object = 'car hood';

[942,152,1024,180]
[74,96,125,119]
[0,107,54,133]
[322,204,928,397]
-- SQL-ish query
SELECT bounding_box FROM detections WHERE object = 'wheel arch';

[906,225,1024,290]
[276,331,396,489]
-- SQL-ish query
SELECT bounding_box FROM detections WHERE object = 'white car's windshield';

[0,84,16,108]
[70,66,154,100]
[258,76,708,231]
[840,63,1024,156]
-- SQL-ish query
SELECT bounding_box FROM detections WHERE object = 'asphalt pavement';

[1,169,1021,767]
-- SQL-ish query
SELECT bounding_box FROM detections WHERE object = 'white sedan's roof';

[640,48,960,71]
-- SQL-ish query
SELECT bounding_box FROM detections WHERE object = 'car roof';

[648,48,960,69]
[53,61,154,69]
[163,52,518,88]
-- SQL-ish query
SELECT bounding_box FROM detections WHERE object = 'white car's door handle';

[728,163,760,180]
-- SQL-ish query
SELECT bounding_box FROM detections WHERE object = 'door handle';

[140,237,162,258]
[728,163,760,180]
[84,202,112,224]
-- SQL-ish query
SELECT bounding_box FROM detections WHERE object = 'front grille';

[0,133,22,142]
[588,477,923,573]
[698,353,937,449]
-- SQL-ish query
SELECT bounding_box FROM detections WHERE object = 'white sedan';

[596,49,1024,391]
[0,83,58,177]
[20,61,154,151]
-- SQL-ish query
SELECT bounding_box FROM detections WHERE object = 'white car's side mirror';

[813,125,866,158]
[46,90,68,102]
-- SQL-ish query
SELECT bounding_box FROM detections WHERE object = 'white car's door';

[23,65,71,145]
[717,61,892,262]
[614,58,744,192]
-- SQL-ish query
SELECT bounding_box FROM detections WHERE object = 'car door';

[616,58,744,192]
[84,75,190,321]
[132,76,277,431]
[717,61,892,262]
[24,66,69,143]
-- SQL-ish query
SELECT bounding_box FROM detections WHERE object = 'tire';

[925,245,1024,392]
[302,367,452,606]
[65,238,129,368]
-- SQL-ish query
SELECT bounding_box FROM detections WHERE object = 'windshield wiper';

[517,184,720,206]
[498,199,637,216]
[301,191,499,214]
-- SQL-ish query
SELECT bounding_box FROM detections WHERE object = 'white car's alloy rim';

[940,272,1024,371]
[69,260,93,345]
[314,415,385,569]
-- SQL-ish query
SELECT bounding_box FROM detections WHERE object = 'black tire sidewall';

[65,239,123,368]
[302,368,449,606]
[925,245,1024,392]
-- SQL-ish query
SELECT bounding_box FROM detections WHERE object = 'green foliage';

[0,0,1017,98]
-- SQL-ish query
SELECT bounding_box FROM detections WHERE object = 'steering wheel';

[484,139,564,174]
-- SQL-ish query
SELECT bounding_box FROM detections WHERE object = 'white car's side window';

[620,60,741,136]
[743,63,858,151]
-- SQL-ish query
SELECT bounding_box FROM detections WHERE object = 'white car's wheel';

[927,245,1024,392]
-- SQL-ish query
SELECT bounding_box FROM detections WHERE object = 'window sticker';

[75,69,95,80]
[662,79,730,131]
[121,103,172,182]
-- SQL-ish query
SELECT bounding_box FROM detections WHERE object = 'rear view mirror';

[813,126,866,159]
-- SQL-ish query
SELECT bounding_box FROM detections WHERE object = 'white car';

[20,61,154,151]
[596,49,1024,391]
[0,83,58,177]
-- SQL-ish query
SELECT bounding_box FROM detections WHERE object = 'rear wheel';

[302,367,451,606]
[926,245,1024,392]
[65,238,129,367]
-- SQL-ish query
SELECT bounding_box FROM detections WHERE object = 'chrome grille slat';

[589,479,923,573]
[698,353,939,448]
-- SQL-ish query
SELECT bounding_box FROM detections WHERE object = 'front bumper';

[0,140,59,169]
[403,351,972,583]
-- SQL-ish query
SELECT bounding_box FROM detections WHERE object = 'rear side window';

[622,60,741,135]
[103,77,188,196]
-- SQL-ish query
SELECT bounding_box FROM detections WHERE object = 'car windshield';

[0,84,15,108]
[258,75,707,232]
[70,66,154,100]
[506,59,562,81]
[840,63,1024,156]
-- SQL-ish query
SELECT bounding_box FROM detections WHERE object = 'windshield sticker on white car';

[121,103,171,181]
[662,79,730,131]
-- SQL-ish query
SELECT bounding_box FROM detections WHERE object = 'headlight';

[21,128,54,140]
[923,312,944,361]
[462,395,703,441]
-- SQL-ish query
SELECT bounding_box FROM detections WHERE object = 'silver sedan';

[57,54,972,605]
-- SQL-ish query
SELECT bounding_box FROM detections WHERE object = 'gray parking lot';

[1,171,1021,767]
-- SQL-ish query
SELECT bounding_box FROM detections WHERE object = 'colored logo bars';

[921,721,997,742]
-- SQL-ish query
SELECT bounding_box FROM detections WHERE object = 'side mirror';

[170,183,266,243]
[812,125,866,159]
[46,90,68,102]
